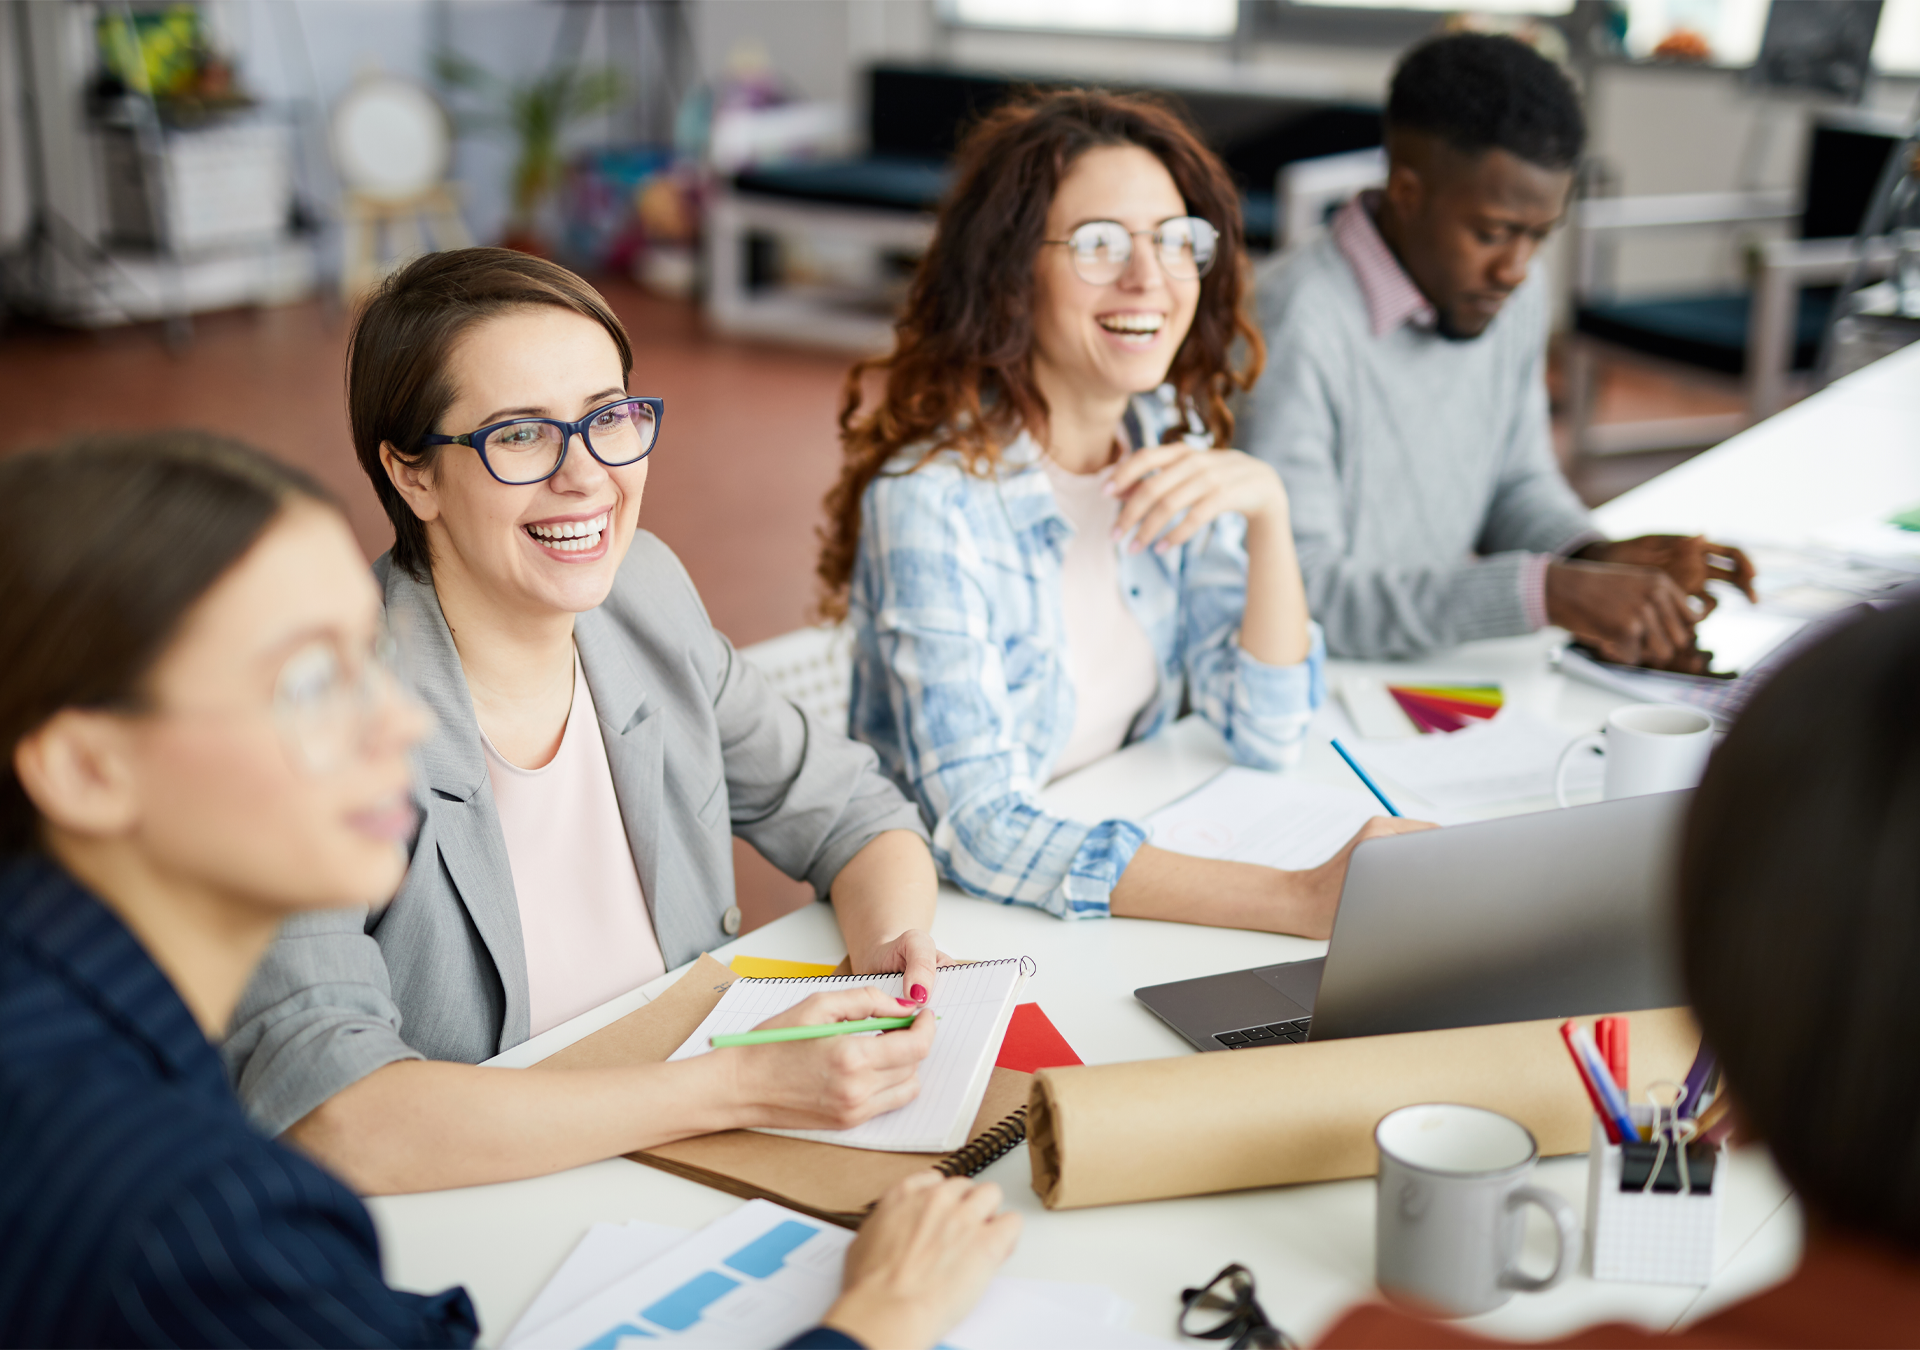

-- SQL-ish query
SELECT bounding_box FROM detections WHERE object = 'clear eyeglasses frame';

[421,396,665,486]
[1042,216,1220,286]
[1178,1264,1297,1350]
[273,623,429,775]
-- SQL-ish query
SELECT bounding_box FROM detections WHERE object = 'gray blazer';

[223,532,927,1137]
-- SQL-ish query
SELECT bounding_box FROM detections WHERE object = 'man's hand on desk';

[1545,557,1713,673]
[1575,535,1759,615]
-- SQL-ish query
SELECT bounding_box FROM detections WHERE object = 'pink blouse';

[481,651,666,1036]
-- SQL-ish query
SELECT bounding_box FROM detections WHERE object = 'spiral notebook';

[666,957,1029,1152]
[536,953,1035,1226]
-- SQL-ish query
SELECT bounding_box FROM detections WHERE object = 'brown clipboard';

[534,953,1030,1228]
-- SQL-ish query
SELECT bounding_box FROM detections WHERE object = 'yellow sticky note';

[728,955,839,979]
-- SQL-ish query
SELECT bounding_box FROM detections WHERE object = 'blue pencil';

[1330,739,1403,817]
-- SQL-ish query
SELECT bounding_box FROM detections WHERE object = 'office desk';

[364,342,1920,1346]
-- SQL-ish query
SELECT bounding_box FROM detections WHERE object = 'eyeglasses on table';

[1180,1263,1297,1350]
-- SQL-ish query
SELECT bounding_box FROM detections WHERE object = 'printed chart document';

[1143,767,1383,869]
[511,1200,1170,1350]
[667,960,1027,1152]
[1347,709,1602,814]
[504,1222,688,1349]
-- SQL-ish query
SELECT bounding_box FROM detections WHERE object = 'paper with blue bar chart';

[512,1200,1171,1350]
[519,1201,845,1350]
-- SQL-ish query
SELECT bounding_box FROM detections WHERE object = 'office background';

[3,0,1916,922]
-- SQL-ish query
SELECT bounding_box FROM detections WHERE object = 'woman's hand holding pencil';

[710,987,935,1133]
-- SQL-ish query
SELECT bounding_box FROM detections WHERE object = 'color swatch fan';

[1386,683,1503,735]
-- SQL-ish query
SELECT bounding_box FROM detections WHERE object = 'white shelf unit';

[4,0,317,332]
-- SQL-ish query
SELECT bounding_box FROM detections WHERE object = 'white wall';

[0,3,30,252]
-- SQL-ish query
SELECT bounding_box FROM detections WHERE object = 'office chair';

[1565,108,1904,458]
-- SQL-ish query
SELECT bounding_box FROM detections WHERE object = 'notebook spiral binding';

[936,1104,1029,1178]
[724,956,1034,986]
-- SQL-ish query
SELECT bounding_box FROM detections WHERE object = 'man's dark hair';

[1680,597,1920,1250]
[1386,32,1586,170]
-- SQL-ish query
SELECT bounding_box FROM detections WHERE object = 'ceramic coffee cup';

[1374,1103,1581,1317]
[1555,704,1714,808]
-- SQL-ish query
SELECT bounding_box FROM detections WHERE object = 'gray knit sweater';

[1239,236,1598,659]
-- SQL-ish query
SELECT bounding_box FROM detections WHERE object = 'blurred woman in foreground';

[0,433,1013,1350]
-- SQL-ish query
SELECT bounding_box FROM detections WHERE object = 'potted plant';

[434,51,622,255]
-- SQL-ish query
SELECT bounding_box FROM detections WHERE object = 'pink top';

[1041,456,1161,781]
[481,651,666,1037]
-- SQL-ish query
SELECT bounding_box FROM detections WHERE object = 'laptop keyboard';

[1215,1017,1310,1049]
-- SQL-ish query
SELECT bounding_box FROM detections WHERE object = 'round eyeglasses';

[421,396,664,486]
[1179,1264,1296,1350]
[1043,216,1219,286]
[274,625,430,775]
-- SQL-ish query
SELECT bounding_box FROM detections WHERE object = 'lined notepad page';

[666,959,1028,1152]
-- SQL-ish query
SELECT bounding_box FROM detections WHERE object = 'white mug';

[1374,1103,1580,1318]
[1555,704,1714,808]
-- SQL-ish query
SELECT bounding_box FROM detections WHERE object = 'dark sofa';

[732,64,1384,252]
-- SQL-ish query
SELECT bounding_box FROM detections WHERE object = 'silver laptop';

[1135,789,1689,1051]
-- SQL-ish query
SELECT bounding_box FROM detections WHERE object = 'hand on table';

[1546,559,1714,673]
[725,986,934,1131]
[1108,444,1290,553]
[823,1172,1022,1350]
[1290,817,1437,940]
[1576,535,1758,615]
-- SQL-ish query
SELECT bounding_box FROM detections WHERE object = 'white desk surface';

[364,340,1920,1346]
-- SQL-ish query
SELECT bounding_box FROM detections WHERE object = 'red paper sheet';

[994,1002,1083,1073]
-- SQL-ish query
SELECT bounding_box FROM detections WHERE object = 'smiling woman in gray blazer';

[224,250,945,1196]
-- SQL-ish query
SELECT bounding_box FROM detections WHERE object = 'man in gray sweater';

[1242,33,1753,666]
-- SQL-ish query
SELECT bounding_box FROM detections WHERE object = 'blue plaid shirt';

[848,389,1326,919]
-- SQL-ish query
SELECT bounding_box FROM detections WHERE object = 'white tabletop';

[365,342,1920,1346]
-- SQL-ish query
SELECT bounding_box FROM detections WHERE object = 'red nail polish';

[896,997,917,1007]
[910,984,928,1003]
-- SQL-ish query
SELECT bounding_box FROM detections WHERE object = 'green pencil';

[709,1015,917,1048]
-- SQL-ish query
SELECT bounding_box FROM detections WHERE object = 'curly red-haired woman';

[819,90,1426,937]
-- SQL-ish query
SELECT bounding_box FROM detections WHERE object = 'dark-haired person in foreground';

[1318,597,1920,1347]
[1242,33,1754,668]
[822,89,1426,937]
[0,433,1016,1350]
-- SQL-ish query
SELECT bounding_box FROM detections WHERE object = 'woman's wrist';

[1241,505,1295,551]
[669,1045,755,1134]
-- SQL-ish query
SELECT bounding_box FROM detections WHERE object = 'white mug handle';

[1555,733,1605,808]
[1499,1185,1582,1293]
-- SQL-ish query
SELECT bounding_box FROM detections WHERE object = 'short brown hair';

[815,88,1265,620]
[346,248,634,580]
[0,431,331,854]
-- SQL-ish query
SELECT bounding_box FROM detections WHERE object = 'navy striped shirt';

[0,856,477,1348]
[0,860,867,1350]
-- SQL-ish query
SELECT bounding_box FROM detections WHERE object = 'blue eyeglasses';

[421,396,664,485]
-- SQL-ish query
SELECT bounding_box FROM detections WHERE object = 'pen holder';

[1585,1107,1721,1285]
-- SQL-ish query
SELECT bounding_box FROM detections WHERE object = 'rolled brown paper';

[1027,1007,1698,1210]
